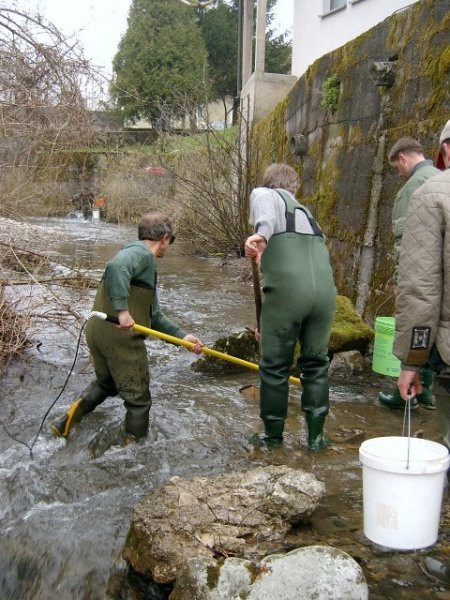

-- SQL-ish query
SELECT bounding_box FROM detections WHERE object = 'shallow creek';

[0,218,448,599]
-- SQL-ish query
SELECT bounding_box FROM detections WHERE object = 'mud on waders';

[257,190,336,450]
[50,280,155,440]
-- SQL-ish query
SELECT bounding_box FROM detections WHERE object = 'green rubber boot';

[250,419,284,449]
[378,387,418,410]
[305,414,331,452]
[435,393,450,450]
[50,398,84,438]
[416,367,436,409]
[125,409,150,439]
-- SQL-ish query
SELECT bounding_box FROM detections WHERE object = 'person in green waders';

[50,211,203,441]
[245,163,337,450]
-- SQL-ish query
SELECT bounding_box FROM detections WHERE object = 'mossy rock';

[329,295,374,355]
[192,330,259,374]
[193,296,373,376]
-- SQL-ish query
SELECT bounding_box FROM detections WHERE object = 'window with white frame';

[322,0,347,15]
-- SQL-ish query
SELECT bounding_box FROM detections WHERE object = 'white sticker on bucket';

[376,504,398,530]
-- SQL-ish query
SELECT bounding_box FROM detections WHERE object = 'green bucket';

[372,317,401,377]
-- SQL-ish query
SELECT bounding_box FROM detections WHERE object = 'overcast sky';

[23,0,293,76]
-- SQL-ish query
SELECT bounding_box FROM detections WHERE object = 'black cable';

[0,320,87,458]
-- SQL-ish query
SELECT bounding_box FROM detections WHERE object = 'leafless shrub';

[0,3,102,217]
[156,104,257,257]
[0,215,102,369]
[0,286,30,373]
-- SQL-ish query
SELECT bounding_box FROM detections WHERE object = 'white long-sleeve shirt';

[250,187,315,241]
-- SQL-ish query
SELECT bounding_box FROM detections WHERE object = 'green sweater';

[392,160,439,283]
[104,241,186,338]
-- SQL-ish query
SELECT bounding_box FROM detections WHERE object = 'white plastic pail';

[359,436,449,550]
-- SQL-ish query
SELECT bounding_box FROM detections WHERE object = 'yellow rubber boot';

[50,398,84,438]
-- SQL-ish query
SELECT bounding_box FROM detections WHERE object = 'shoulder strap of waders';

[276,190,323,237]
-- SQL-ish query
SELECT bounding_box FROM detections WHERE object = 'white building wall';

[292,0,419,77]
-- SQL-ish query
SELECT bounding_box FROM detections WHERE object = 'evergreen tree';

[112,0,208,125]
[198,0,291,106]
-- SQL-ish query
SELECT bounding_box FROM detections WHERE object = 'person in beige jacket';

[393,119,450,583]
[394,120,450,434]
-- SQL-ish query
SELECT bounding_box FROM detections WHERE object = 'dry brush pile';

[0,217,99,373]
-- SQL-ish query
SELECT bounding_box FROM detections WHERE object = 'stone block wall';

[252,0,450,322]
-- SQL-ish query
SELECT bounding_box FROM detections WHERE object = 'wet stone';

[170,546,369,600]
[122,465,325,584]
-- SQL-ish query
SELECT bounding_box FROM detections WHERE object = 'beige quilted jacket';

[393,168,450,369]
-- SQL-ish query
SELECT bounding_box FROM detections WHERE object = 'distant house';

[124,96,233,133]
[292,0,419,77]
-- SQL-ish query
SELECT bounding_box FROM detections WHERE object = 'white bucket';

[92,209,100,220]
[359,436,449,550]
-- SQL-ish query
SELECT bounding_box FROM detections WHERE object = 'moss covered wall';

[251,0,450,323]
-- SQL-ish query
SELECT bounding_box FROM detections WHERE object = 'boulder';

[329,296,374,355]
[192,296,374,376]
[328,350,370,380]
[171,546,369,600]
[123,465,325,584]
[191,330,259,374]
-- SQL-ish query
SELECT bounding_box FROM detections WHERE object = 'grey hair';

[262,163,299,194]
[138,211,174,241]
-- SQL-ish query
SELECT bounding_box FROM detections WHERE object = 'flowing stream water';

[0,218,448,600]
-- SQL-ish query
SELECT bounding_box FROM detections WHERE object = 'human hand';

[184,334,204,354]
[117,310,135,330]
[254,327,261,343]
[397,369,422,400]
[244,234,266,264]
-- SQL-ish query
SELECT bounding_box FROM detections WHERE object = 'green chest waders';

[51,281,155,439]
[85,281,155,438]
[258,192,336,449]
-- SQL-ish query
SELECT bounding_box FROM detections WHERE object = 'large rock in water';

[123,465,325,584]
[192,295,374,375]
[329,296,374,355]
[171,546,368,600]
[191,330,259,374]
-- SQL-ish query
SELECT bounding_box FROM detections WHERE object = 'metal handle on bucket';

[402,396,412,469]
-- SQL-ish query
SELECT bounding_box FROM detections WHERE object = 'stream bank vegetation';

[0,6,256,371]
[0,3,104,371]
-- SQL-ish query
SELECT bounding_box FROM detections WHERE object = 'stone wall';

[252,0,450,323]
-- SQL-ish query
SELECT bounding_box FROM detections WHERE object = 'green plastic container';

[372,317,401,377]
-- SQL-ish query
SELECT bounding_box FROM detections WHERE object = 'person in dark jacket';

[245,163,336,450]
[51,211,203,441]
[378,137,439,410]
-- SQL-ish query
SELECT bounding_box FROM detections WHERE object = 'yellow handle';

[131,323,301,385]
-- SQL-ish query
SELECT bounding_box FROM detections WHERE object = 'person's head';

[262,163,299,195]
[138,211,175,257]
[388,137,425,179]
[436,119,450,170]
